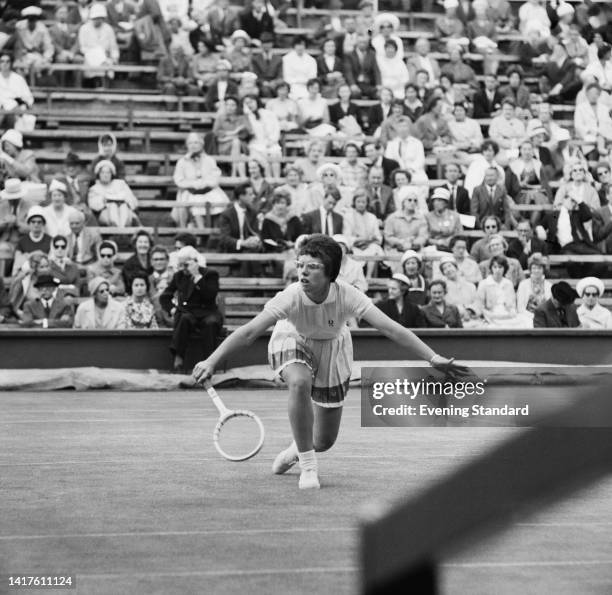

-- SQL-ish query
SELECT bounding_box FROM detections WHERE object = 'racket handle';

[203,379,231,416]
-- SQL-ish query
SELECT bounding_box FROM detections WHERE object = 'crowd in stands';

[2,0,612,338]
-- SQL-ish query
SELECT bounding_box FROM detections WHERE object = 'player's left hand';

[430,356,474,381]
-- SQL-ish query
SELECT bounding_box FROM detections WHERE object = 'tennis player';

[193,235,467,489]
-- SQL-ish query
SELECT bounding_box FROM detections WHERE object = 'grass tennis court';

[2,388,612,595]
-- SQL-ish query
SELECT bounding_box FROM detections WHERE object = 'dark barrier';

[1,329,612,370]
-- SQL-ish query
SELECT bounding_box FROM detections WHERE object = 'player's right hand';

[193,359,214,383]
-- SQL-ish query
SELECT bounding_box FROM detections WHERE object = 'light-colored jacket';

[73,297,125,329]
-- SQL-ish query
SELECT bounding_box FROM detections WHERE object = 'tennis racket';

[203,380,265,462]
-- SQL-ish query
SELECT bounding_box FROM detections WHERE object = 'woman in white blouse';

[242,94,282,178]
[42,179,79,238]
[275,164,311,218]
[266,81,300,132]
[377,39,409,100]
[342,188,384,278]
[297,78,336,138]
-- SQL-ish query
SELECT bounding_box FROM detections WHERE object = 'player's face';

[296,255,327,291]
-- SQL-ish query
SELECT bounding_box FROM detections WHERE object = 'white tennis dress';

[265,280,374,407]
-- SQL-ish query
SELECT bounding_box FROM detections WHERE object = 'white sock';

[298,449,317,472]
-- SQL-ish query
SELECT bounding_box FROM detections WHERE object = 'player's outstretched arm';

[361,307,471,378]
[193,310,277,383]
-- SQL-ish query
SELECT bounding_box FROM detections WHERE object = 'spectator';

[247,157,275,212]
[250,32,283,97]
[120,273,159,329]
[49,5,79,64]
[74,276,124,329]
[87,240,125,296]
[593,184,612,252]
[553,161,600,213]
[308,162,349,214]
[516,252,551,315]
[172,132,229,228]
[157,44,197,105]
[133,0,171,64]
[333,234,368,297]
[166,17,193,58]
[107,0,137,47]
[242,94,282,178]
[8,250,51,321]
[301,187,343,235]
[384,193,428,271]
[88,160,138,228]
[90,132,125,180]
[160,245,223,371]
[13,206,51,274]
[407,38,440,85]
[203,60,238,113]
[365,166,395,221]
[343,32,380,99]
[66,209,100,268]
[371,13,403,61]
[225,30,253,74]
[448,101,483,155]
[217,182,262,254]
[377,39,409,99]
[149,245,173,326]
[468,0,499,75]
[576,276,612,329]
[282,35,317,100]
[379,99,409,146]
[212,95,250,177]
[122,229,153,289]
[518,0,550,38]
[438,73,463,117]
[441,45,476,88]
[441,163,470,214]
[415,97,452,152]
[488,0,514,32]
[402,84,424,125]
[499,66,530,109]
[384,116,427,187]
[438,255,480,322]
[488,98,526,158]
[398,250,427,305]
[0,178,28,258]
[533,280,580,328]
[168,233,201,272]
[77,3,119,85]
[372,273,426,328]
[426,187,463,251]
[541,39,581,104]
[205,0,239,47]
[276,164,310,218]
[14,6,53,78]
[338,143,367,190]
[470,214,502,262]
[0,52,34,130]
[48,234,80,289]
[0,129,39,182]
[363,140,399,186]
[42,180,79,238]
[476,255,518,325]
[266,81,299,132]
[317,37,345,99]
[365,86,394,136]
[293,139,325,183]
[594,162,612,208]
[478,234,525,288]
[21,274,74,328]
[239,0,274,40]
[67,0,92,26]
[507,219,548,270]
[337,16,359,57]
[261,189,302,256]
[329,84,365,139]
[471,167,516,230]
[581,43,612,93]
[574,82,612,160]
[472,73,503,118]
[342,187,384,278]
[56,152,90,206]
[390,169,428,215]
[421,279,463,328]
[297,78,336,138]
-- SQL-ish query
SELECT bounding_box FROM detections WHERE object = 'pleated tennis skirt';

[268,320,353,408]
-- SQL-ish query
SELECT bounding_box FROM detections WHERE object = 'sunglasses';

[100,253,114,258]
[54,244,67,249]
[583,291,599,297]
[96,287,110,294]
[484,225,498,230]
[404,198,418,203]
[598,171,609,176]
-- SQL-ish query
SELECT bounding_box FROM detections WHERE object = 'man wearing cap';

[77,3,119,82]
[239,0,274,40]
[576,276,612,329]
[0,51,34,129]
[533,281,580,328]
[14,6,53,78]
[0,129,40,182]
[13,205,52,274]
[282,36,317,100]
[21,274,75,328]
[250,32,283,97]
[74,276,124,329]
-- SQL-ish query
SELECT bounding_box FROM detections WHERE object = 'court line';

[78,567,356,579]
[0,527,354,541]
[444,560,612,568]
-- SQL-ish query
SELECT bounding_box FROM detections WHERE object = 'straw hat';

[0,178,24,200]
[576,276,604,298]
[374,13,400,33]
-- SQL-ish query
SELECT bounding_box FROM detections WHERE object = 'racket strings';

[215,413,264,461]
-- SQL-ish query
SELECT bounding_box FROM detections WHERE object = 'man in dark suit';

[472,74,504,118]
[216,182,262,253]
[21,274,74,328]
[301,189,343,235]
[342,32,380,99]
[442,162,470,214]
[363,141,399,186]
[56,152,90,206]
[238,0,274,40]
[593,191,612,253]
[365,166,395,221]
[204,60,239,112]
[506,219,548,269]
[250,32,283,97]
[160,246,223,371]
[533,281,580,328]
[471,167,516,229]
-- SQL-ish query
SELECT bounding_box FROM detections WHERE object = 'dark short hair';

[174,232,197,247]
[297,234,342,281]
[481,214,502,230]
[384,39,398,51]
[306,78,320,89]
[99,241,117,255]
[507,66,524,79]
[441,71,455,84]
[132,229,152,249]
[130,273,150,294]
[481,140,499,154]
[352,187,368,207]
[449,235,468,249]
[275,81,290,94]
[344,142,360,154]
[53,234,68,247]
[151,245,169,258]
[405,83,418,93]
[489,254,509,274]
[292,35,307,46]
[597,44,611,60]
[234,182,253,201]
[390,168,412,187]
[324,187,341,203]
[429,279,447,293]
[271,190,291,206]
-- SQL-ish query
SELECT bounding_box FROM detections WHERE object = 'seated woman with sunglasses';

[193,234,468,490]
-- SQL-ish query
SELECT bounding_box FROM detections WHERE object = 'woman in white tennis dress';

[193,235,466,489]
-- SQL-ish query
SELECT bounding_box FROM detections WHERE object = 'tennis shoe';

[272,446,298,475]
[298,468,320,490]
